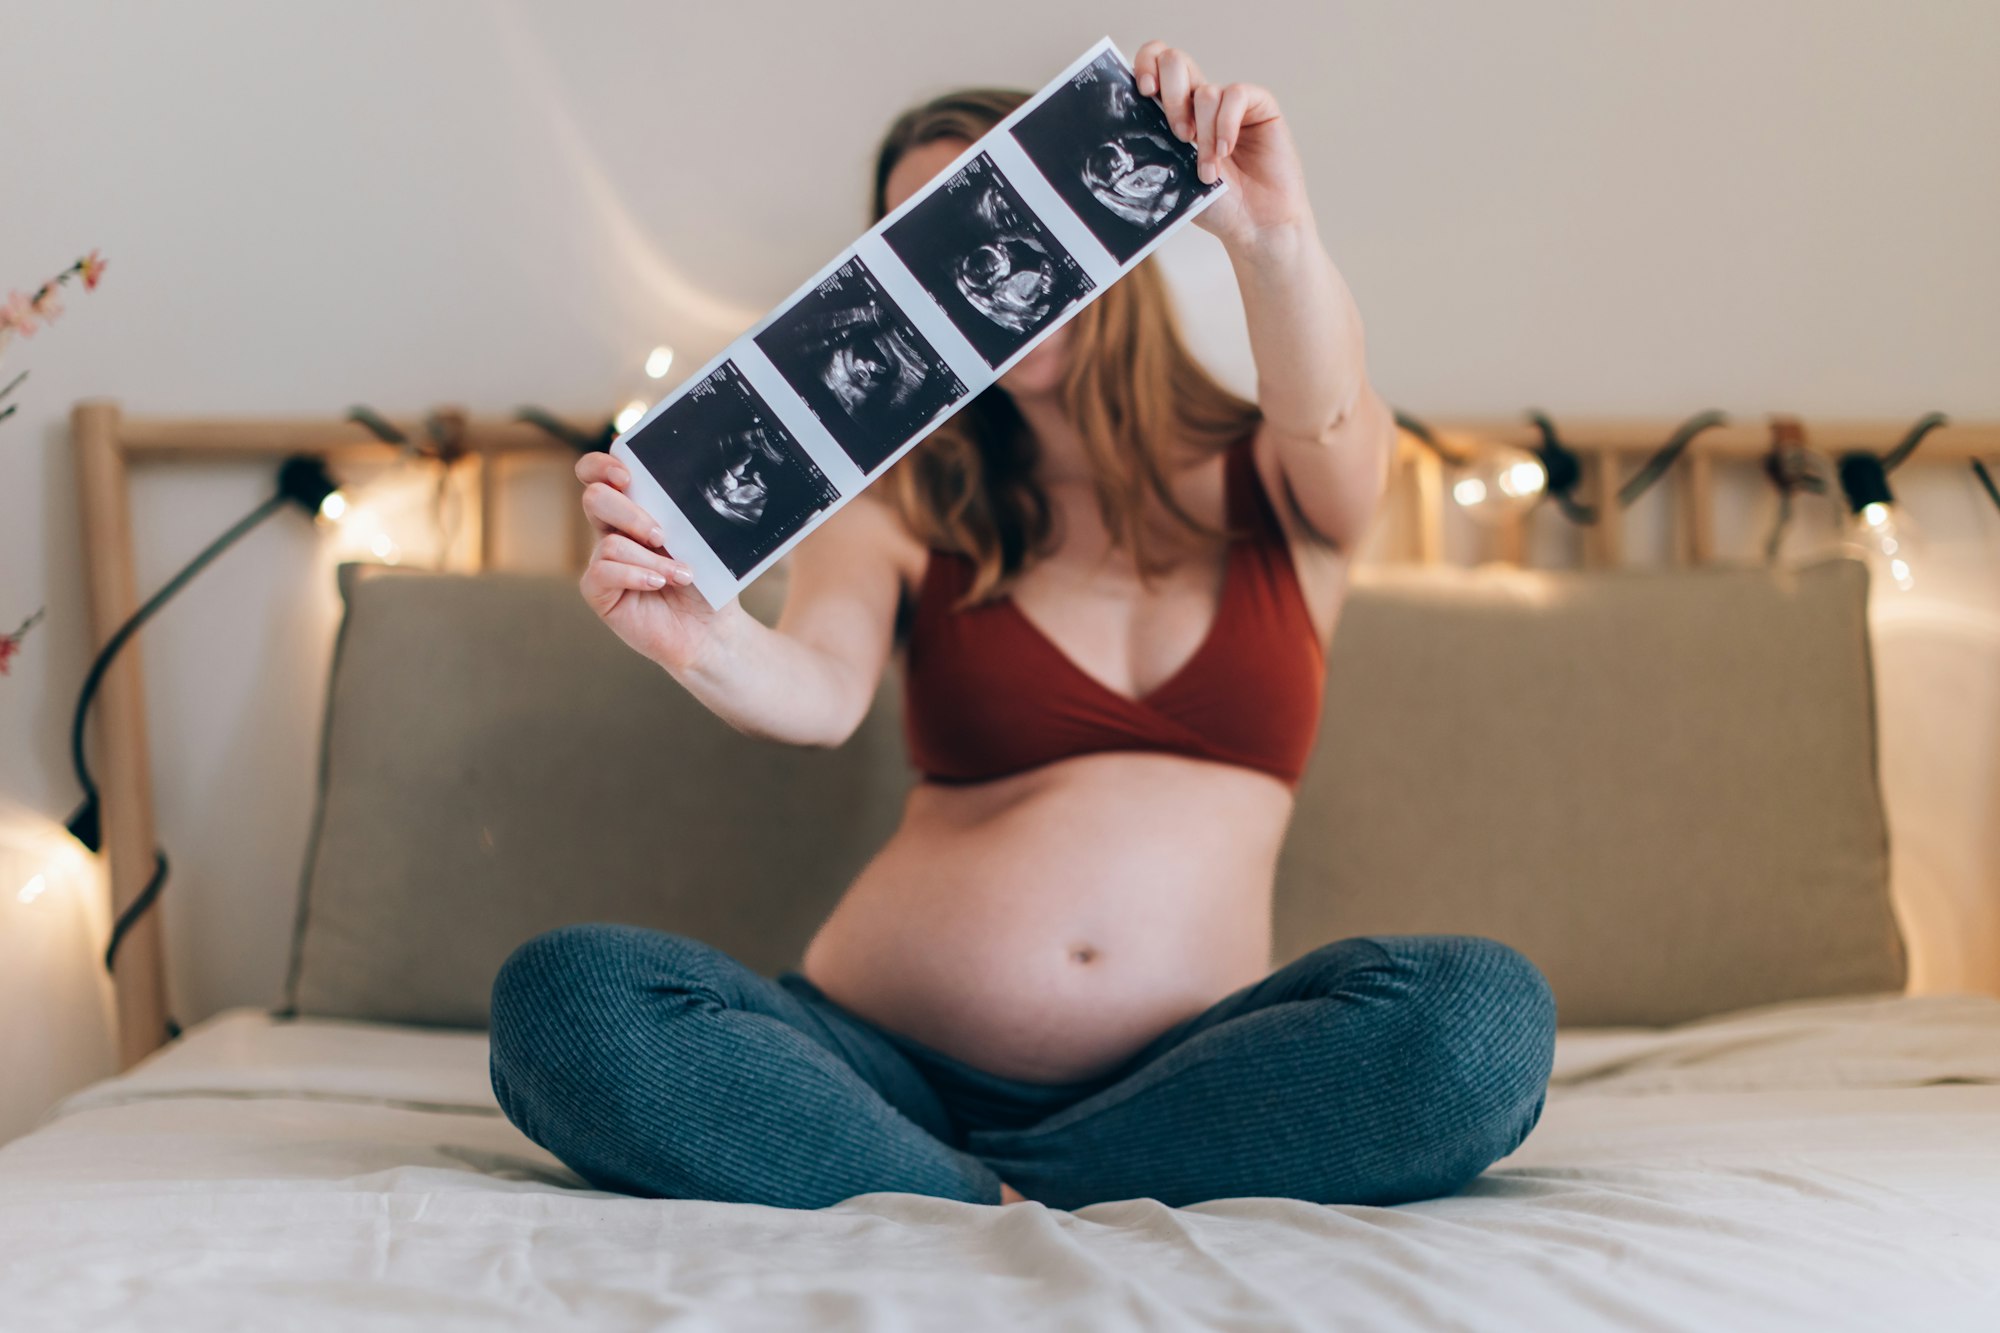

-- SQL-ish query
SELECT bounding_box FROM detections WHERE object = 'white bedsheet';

[2,994,1997,1331]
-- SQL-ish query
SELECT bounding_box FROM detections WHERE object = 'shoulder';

[1246,421,1350,647]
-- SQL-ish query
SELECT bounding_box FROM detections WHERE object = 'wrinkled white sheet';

[2,994,1997,1331]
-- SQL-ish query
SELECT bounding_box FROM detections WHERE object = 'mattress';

[2,994,1997,1331]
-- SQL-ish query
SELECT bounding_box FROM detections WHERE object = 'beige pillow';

[1273,557,1902,1026]
[286,556,1901,1029]
[285,563,892,1026]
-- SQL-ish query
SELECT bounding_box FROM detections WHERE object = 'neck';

[1006,387,1092,487]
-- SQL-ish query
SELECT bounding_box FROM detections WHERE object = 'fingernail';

[1139,74,1154,94]
[1216,138,1228,157]
[612,467,630,486]
[1198,160,1214,184]
[646,572,667,589]
[674,568,694,586]
[650,527,667,548]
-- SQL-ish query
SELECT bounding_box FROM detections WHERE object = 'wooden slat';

[1400,418,2000,460]
[1585,453,1622,568]
[117,415,576,460]
[1677,450,1716,565]
[71,401,171,1069]
[1414,447,1444,566]
[477,448,501,572]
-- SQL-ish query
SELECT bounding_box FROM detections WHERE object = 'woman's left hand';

[1131,40,1309,248]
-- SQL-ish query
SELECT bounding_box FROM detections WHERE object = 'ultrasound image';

[625,360,840,577]
[881,152,1095,369]
[754,257,968,475]
[1009,50,1219,263]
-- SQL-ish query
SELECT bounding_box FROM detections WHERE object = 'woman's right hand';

[576,452,737,673]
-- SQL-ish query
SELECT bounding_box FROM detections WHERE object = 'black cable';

[0,368,26,425]
[1973,459,2000,514]
[70,457,338,1007]
[516,406,619,455]
[68,492,289,857]
[1881,411,1949,474]
[346,405,407,445]
[1617,410,1730,508]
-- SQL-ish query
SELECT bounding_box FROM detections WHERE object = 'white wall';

[2,1,1996,1050]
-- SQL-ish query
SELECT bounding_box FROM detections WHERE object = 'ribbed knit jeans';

[488,925,1557,1211]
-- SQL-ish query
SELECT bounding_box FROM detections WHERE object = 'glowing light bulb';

[1836,452,1919,595]
[318,490,349,523]
[1450,444,1547,524]
[1842,502,1921,593]
[644,346,675,379]
[615,400,649,433]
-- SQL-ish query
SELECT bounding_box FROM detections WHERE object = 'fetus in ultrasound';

[756,257,967,474]
[625,360,839,577]
[1010,49,1218,263]
[882,151,1094,368]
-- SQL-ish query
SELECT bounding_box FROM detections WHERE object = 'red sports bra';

[901,433,1326,787]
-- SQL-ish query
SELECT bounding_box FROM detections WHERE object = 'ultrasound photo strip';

[621,360,839,578]
[608,36,1229,609]
[1007,48,1222,263]
[754,257,968,476]
[881,151,1097,370]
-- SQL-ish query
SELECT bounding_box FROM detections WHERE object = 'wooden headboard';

[70,398,2000,1064]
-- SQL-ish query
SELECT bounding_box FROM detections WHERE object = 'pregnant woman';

[489,41,1557,1211]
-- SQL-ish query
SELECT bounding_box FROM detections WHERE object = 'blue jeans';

[489,925,1556,1211]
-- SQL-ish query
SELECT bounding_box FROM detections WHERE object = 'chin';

[998,333,1072,398]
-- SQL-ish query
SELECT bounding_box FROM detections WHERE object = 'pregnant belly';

[799,752,1294,1084]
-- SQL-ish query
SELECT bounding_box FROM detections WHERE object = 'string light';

[1831,414,1948,596]
[644,345,675,379]
[1396,412,1548,526]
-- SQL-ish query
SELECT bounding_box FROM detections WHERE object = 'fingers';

[580,534,695,613]
[1214,82,1257,161]
[574,450,629,489]
[1154,47,1199,143]
[1192,83,1223,183]
[582,478,668,549]
[600,532,695,585]
[1132,39,1168,96]
[1134,42,1237,183]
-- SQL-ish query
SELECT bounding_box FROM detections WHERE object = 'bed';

[4,992,1996,1330]
[39,405,1999,1328]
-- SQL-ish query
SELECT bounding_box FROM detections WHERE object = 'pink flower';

[1,290,36,337]
[30,283,63,323]
[78,249,108,290]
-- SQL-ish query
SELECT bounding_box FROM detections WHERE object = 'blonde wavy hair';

[870,87,1262,604]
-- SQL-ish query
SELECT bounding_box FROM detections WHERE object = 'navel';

[1068,943,1100,966]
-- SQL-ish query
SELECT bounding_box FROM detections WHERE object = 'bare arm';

[1138,39,1398,554]
[1228,224,1396,553]
[575,452,906,747]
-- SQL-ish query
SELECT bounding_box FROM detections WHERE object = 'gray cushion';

[1274,557,1902,1025]
[286,556,1901,1029]
[286,563,897,1026]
